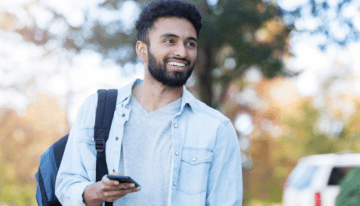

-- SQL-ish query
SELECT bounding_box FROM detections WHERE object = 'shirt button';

[175,152,179,156]
[192,157,197,161]
[173,181,176,186]
[174,124,178,128]
[122,113,125,117]
[115,137,119,140]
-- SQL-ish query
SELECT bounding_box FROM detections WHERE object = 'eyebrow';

[160,33,198,42]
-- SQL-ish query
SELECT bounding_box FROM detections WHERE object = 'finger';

[102,174,110,182]
[117,183,135,190]
[131,186,141,193]
[126,186,141,194]
[101,175,136,190]
[101,179,120,192]
[102,189,127,200]
[102,174,122,187]
[104,183,136,192]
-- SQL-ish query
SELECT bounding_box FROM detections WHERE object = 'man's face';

[146,17,197,87]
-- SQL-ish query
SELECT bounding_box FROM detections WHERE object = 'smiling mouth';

[167,62,186,67]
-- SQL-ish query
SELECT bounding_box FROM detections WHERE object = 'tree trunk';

[195,41,215,107]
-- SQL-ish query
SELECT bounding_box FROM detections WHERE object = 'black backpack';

[35,89,118,206]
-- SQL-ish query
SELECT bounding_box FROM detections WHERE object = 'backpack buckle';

[95,138,106,153]
[95,129,106,153]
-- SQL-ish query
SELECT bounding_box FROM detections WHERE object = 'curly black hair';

[135,0,202,44]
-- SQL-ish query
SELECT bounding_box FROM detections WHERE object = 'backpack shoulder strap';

[95,89,118,206]
[94,89,118,182]
[37,135,68,206]
[53,134,69,170]
[37,165,49,206]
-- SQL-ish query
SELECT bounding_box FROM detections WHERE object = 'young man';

[55,0,243,205]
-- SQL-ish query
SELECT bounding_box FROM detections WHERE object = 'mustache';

[164,57,190,65]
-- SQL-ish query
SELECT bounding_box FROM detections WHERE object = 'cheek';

[191,51,197,63]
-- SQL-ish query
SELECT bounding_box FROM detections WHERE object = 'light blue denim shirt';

[55,79,243,206]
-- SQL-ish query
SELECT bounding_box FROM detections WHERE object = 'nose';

[174,44,187,58]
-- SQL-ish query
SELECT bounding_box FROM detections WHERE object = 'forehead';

[149,17,197,39]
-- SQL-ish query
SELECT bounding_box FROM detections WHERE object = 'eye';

[186,42,196,47]
[165,39,174,43]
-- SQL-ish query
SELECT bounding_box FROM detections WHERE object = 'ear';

[136,41,148,62]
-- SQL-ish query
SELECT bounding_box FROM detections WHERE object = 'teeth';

[168,62,185,67]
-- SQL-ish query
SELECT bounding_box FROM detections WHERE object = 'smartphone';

[107,175,141,187]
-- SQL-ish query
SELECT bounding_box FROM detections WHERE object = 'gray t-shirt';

[114,95,181,206]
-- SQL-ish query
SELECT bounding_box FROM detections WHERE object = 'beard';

[147,49,195,88]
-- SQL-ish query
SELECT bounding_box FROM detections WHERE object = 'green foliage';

[214,0,291,78]
[189,0,293,106]
[0,183,36,206]
[281,101,343,158]
[0,155,36,206]
[245,199,281,206]
[251,173,283,203]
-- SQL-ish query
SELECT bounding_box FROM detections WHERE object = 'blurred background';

[1,0,360,205]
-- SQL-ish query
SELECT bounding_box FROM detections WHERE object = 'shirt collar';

[117,78,195,111]
[181,85,195,112]
[116,79,140,106]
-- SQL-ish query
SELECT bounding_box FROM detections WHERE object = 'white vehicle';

[282,153,360,206]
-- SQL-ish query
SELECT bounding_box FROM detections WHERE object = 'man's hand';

[83,173,141,206]
[98,173,141,202]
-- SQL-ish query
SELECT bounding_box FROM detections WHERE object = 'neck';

[132,78,183,113]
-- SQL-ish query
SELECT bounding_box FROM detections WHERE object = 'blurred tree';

[8,0,293,107]
[0,95,68,206]
[244,62,360,204]
[280,0,360,48]
[192,0,293,107]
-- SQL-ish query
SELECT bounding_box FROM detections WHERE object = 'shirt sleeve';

[55,95,98,206]
[206,121,243,206]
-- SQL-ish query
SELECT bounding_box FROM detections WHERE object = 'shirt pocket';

[77,129,96,173]
[178,148,214,195]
